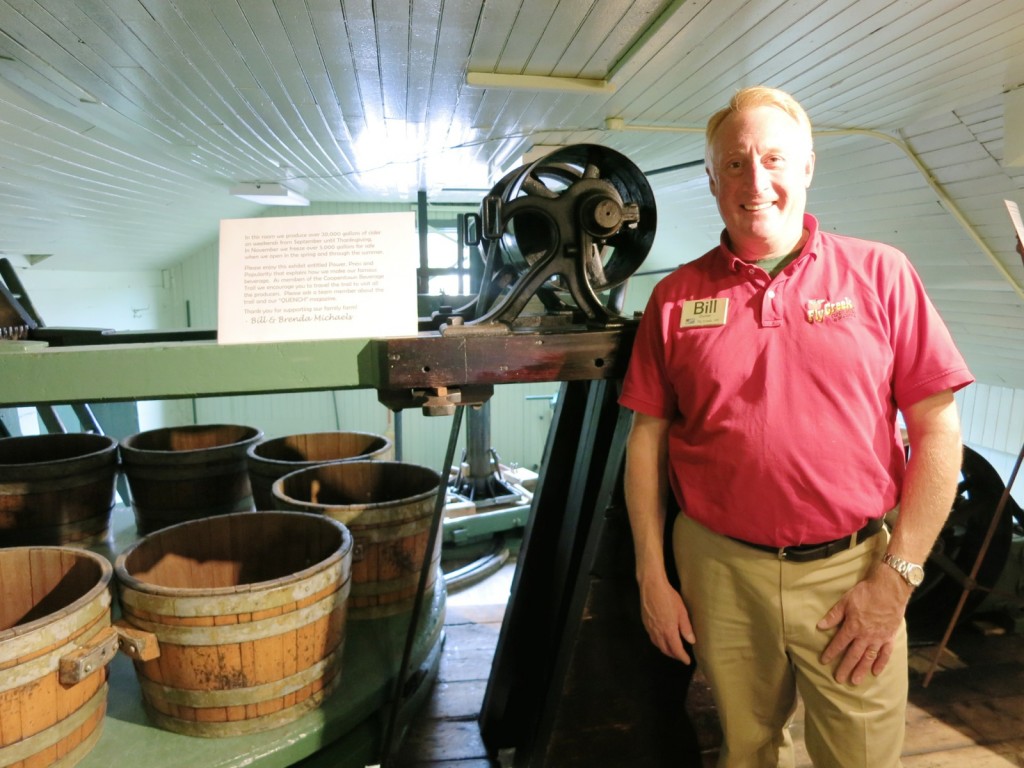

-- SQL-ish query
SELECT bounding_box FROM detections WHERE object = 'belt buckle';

[775,525,871,564]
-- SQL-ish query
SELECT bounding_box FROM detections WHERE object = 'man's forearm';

[624,413,672,582]
[888,390,963,564]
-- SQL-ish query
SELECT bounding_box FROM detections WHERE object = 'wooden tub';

[114,511,352,737]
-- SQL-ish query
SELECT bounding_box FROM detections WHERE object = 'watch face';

[907,565,925,587]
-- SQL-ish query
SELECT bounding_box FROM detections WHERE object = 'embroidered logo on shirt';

[804,297,855,324]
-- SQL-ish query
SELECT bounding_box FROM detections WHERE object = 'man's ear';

[804,150,816,188]
[707,167,718,197]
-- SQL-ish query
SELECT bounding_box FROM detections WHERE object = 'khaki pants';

[673,514,907,768]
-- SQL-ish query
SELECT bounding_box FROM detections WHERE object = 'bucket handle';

[113,620,161,662]
[59,625,120,685]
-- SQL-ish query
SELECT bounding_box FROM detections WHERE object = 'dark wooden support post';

[479,378,700,766]
[364,322,700,764]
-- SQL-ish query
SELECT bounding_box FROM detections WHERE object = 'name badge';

[681,297,729,327]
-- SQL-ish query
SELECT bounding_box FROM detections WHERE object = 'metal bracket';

[59,626,120,685]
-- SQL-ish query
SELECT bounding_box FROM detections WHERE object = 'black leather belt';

[729,516,885,563]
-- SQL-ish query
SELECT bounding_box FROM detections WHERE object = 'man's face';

[707,105,815,260]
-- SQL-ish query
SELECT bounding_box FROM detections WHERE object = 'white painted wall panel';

[959,382,1024,506]
[16,267,179,330]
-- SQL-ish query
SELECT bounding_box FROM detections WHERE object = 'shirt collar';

[719,213,821,272]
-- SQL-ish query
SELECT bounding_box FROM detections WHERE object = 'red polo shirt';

[620,214,974,547]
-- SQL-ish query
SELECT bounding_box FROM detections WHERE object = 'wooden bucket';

[272,461,442,619]
[114,511,352,737]
[0,433,119,547]
[119,424,263,534]
[246,431,393,510]
[0,546,117,768]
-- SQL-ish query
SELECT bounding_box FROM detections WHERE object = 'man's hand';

[818,389,961,685]
[816,565,911,685]
[638,574,697,664]
[624,411,695,663]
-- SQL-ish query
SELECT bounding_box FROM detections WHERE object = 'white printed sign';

[1006,199,1024,243]
[217,212,418,344]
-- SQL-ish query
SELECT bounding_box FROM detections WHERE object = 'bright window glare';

[431,274,464,296]
[427,229,459,267]
[426,227,472,295]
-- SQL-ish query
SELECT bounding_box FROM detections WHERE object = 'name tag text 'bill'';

[681,298,729,327]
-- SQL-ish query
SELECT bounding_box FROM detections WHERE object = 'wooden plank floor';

[393,560,1024,767]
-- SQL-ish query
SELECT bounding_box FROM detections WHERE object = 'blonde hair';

[705,86,813,167]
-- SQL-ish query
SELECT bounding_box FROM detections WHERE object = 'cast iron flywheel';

[905,445,1021,642]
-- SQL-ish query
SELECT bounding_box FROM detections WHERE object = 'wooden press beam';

[361,325,636,411]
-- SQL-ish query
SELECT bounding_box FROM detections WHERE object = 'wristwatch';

[882,553,925,588]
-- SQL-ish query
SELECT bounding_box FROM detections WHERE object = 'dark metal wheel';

[461,144,657,328]
[496,146,656,293]
[905,445,1020,642]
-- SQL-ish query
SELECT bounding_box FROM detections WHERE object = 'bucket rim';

[271,459,442,512]
[114,510,352,596]
[0,546,112,642]
[247,430,393,465]
[0,432,119,468]
[120,424,263,455]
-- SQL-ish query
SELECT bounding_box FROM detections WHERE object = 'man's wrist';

[882,552,925,588]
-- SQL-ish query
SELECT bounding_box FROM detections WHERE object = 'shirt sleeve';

[886,249,974,408]
[619,287,679,419]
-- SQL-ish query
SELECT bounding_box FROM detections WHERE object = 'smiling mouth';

[742,202,774,211]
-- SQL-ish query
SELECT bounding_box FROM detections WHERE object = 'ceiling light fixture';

[1005,87,1024,167]
[466,71,615,94]
[230,182,309,206]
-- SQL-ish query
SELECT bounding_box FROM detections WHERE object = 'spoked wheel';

[496,146,656,294]
[905,445,1019,642]
[463,144,656,328]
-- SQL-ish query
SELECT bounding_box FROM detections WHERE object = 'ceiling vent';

[230,182,309,206]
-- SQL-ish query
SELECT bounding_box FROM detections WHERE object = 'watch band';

[882,552,925,587]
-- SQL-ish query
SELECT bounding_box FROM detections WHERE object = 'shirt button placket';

[762,286,781,325]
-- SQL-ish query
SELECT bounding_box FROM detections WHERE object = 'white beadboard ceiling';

[0,0,1023,386]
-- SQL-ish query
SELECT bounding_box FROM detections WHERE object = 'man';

[619,86,974,767]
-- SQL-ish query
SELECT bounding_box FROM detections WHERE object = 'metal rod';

[72,403,102,434]
[923,440,1024,686]
[0,258,44,327]
[466,401,492,483]
[417,190,430,295]
[380,404,465,765]
[37,405,66,433]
